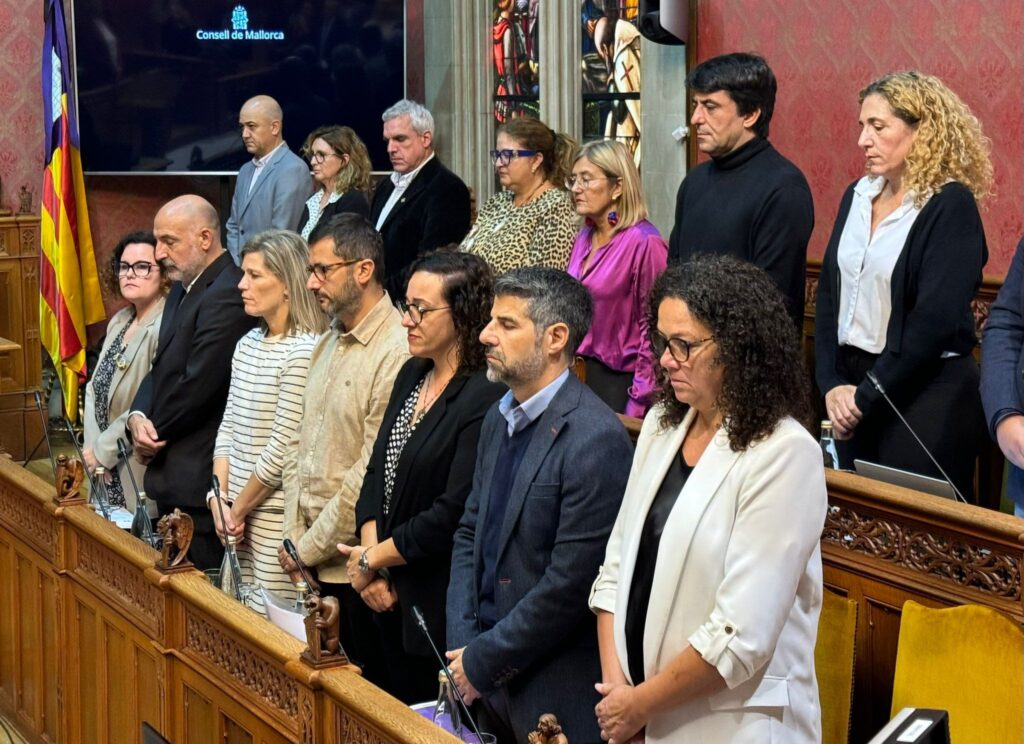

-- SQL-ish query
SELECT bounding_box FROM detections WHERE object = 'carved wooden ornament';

[155,508,194,572]
[300,594,350,669]
[54,454,87,506]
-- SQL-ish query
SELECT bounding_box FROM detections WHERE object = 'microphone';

[411,605,486,744]
[282,538,320,595]
[864,371,967,504]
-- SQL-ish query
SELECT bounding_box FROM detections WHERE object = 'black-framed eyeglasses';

[397,299,450,326]
[117,261,157,278]
[305,258,362,282]
[649,331,714,363]
[308,150,339,164]
[489,149,537,166]
[565,175,615,190]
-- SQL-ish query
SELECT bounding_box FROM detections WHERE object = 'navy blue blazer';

[131,252,256,511]
[981,236,1024,507]
[446,373,633,742]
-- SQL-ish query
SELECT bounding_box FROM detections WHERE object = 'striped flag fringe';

[40,0,105,422]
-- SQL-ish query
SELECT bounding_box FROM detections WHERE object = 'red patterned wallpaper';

[0,0,43,215]
[696,0,1024,275]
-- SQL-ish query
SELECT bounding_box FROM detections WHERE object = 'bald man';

[225,95,311,262]
[129,195,256,568]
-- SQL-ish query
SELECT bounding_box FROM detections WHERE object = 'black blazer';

[815,180,986,417]
[297,189,370,236]
[355,357,504,657]
[131,252,256,510]
[369,157,471,298]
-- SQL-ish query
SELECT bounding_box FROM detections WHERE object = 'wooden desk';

[0,337,19,353]
[0,457,458,744]
[823,469,1024,740]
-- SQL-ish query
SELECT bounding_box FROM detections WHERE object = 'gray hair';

[494,267,593,360]
[381,99,434,135]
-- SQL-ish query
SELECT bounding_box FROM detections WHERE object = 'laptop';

[854,459,958,501]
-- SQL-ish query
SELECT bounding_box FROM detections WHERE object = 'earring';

[284,294,290,302]
[607,211,619,227]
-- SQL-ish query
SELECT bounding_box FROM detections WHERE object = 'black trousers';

[319,581,388,690]
[157,503,223,571]
[582,356,632,414]
[372,608,440,704]
[834,347,986,501]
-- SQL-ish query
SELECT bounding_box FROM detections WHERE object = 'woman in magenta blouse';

[567,140,667,418]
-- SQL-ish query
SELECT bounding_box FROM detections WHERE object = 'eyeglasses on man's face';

[305,257,362,282]
[397,299,451,326]
[489,149,537,166]
[565,174,615,191]
[649,330,715,364]
[118,261,157,278]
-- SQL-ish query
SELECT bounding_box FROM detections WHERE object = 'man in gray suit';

[446,268,633,744]
[225,95,311,262]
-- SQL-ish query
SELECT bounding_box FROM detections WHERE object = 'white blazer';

[590,407,826,743]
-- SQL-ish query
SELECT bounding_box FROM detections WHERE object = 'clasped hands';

[825,384,862,440]
[209,497,246,543]
[338,543,397,613]
[595,681,647,744]
[127,414,166,465]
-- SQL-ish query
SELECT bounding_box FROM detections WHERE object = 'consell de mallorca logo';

[196,5,285,41]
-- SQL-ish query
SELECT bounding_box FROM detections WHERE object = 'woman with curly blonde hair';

[815,71,991,500]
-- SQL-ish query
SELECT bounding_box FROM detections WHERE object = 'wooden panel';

[175,665,295,744]
[39,570,58,744]
[0,532,13,711]
[0,256,25,393]
[74,596,101,744]
[183,683,215,744]
[135,641,164,739]
[15,553,40,728]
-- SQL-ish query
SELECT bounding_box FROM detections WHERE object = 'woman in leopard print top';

[462,117,580,274]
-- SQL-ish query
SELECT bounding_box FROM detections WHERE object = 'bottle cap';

[438,669,448,683]
[295,580,309,593]
[821,420,833,429]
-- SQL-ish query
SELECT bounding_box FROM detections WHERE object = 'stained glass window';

[581,0,641,167]
[492,0,540,124]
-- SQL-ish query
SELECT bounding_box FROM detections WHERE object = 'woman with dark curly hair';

[589,256,826,743]
[84,230,168,513]
[346,248,505,702]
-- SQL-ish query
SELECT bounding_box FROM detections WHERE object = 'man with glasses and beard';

[445,267,633,743]
[278,213,408,685]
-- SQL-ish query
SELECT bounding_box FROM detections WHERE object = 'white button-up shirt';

[375,152,434,230]
[836,176,926,353]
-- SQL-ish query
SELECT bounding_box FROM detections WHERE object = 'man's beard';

[323,272,361,321]
[484,341,547,389]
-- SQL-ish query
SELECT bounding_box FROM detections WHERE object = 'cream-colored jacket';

[590,407,826,743]
[84,300,164,513]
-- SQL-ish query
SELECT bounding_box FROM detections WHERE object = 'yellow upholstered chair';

[891,600,1024,744]
[815,589,858,744]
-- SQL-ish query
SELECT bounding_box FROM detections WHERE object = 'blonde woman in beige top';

[461,117,579,274]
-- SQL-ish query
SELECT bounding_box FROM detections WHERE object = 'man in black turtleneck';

[668,53,813,328]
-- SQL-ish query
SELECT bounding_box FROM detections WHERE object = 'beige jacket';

[282,293,409,583]
[83,300,165,512]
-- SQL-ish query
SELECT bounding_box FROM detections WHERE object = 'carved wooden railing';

[0,456,458,744]
[822,469,1024,742]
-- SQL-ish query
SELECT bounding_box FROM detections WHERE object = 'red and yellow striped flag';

[40,0,105,421]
